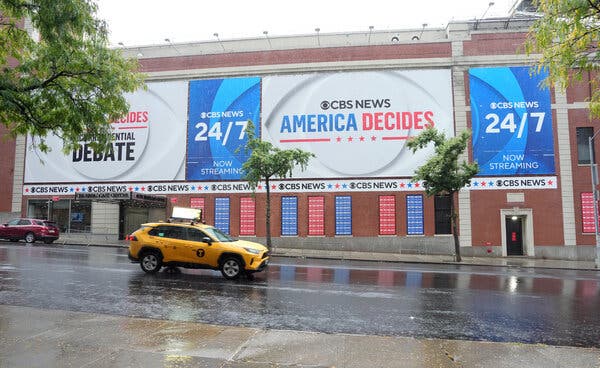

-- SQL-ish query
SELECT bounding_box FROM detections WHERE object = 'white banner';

[23,176,557,196]
[24,81,188,183]
[261,70,454,178]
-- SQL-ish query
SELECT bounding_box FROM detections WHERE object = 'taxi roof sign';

[171,206,202,221]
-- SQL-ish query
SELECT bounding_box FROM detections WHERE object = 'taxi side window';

[187,228,208,242]
[148,226,170,238]
[165,227,187,240]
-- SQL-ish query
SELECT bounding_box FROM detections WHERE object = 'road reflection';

[268,264,600,298]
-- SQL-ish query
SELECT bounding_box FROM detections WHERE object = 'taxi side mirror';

[202,236,213,245]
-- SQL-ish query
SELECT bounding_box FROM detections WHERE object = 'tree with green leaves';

[526,0,600,117]
[0,0,144,153]
[240,121,314,249]
[407,127,479,262]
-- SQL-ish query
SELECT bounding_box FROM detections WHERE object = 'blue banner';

[187,77,261,180]
[469,67,554,176]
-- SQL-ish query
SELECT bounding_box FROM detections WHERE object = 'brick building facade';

[4,17,600,260]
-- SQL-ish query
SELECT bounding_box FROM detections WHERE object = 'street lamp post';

[588,133,600,268]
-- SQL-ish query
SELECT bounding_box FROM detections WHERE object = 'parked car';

[127,221,270,280]
[0,218,60,244]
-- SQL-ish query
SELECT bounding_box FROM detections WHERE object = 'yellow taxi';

[127,221,270,280]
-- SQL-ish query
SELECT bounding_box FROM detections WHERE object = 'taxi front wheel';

[220,257,242,280]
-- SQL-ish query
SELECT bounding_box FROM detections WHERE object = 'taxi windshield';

[203,226,234,242]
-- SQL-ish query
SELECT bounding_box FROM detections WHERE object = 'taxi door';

[184,228,220,267]
[148,225,189,262]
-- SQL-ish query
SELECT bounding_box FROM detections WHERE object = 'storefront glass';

[26,199,92,233]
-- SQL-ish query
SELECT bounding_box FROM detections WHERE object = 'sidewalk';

[2,305,599,368]
[55,234,600,271]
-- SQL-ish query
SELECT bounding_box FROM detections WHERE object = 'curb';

[53,241,600,272]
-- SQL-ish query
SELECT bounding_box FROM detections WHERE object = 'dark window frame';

[434,194,452,235]
[577,127,595,165]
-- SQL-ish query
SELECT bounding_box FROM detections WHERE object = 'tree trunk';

[450,192,462,262]
[265,177,272,250]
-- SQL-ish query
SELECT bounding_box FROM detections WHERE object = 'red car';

[0,218,60,244]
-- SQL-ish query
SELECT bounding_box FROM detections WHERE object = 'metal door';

[506,216,524,256]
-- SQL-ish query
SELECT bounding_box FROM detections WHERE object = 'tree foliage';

[526,0,600,117]
[407,127,479,261]
[0,0,144,152]
[241,121,314,248]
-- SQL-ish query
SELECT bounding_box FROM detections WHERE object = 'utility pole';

[588,133,600,268]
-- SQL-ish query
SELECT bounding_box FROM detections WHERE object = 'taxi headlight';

[244,247,261,254]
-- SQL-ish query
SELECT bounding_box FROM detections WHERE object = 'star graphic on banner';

[134,187,139,191]
[81,187,86,192]
[25,188,29,193]
[336,137,342,143]
[481,182,486,187]
[371,136,377,141]
[335,183,340,189]
[488,181,494,187]
[327,184,333,189]
[347,136,353,142]
[257,185,263,190]
[141,186,146,191]
[69,187,74,192]
[359,136,365,142]
[342,183,348,189]
[473,181,479,186]
[204,186,209,190]
[271,184,277,190]
[191,186,196,190]
[128,187,133,191]
[415,182,420,188]
[75,187,80,192]
[400,182,405,188]
[548,180,553,185]
[407,183,413,188]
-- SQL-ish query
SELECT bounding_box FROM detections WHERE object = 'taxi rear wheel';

[140,251,162,274]
[220,257,242,280]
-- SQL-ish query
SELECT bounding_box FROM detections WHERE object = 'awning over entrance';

[74,192,167,208]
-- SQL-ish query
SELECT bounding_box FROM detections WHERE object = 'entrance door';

[124,207,149,237]
[506,216,524,256]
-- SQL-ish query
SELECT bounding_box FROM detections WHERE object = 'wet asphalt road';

[0,242,599,348]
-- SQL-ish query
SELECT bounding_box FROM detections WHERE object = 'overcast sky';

[95,0,519,46]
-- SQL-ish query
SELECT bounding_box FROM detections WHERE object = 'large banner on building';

[469,66,555,176]
[186,77,261,181]
[24,81,188,183]
[261,70,454,178]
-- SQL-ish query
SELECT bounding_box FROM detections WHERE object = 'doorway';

[505,216,523,256]
[500,208,534,257]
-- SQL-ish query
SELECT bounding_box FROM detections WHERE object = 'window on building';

[27,199,50,220]
[240,197,256,236]
[335,196,352,235]
[70,200,92,233]
[190,197,205,221]
[434,194,452,234]
[27,199,91,233]
[379,195,396,235]
[281,196,298,236]
[214,197,230,234]
[581,192,596,233]
[308,196,325,236]
[406,195,424,235]
[577,127,595,164]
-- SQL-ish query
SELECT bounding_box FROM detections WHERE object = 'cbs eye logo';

[320,101,330,110]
